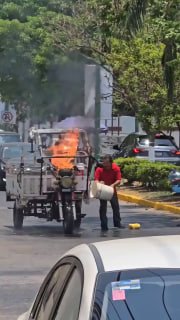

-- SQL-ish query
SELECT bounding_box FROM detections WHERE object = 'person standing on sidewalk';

[94,155,124,231]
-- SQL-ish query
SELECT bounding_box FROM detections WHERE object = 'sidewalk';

[117,187,180,215]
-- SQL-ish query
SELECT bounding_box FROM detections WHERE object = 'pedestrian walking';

[94,155,124,231]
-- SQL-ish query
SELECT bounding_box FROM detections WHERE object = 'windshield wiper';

[147,270,173,320]
[116,272,135,320]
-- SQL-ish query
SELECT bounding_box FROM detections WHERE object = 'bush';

[115,158,147,180]
[157,179,171,191]
[123,163,138,183]
[136,162,175,190]
[114,158,177,190]
[115,158,148,183]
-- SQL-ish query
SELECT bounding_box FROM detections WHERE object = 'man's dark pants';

[99,193,121,230]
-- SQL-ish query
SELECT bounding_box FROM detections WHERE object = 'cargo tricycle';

[6,128,92,234]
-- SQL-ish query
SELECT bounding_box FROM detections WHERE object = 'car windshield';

[2,145,35,161]
[0,134,20,143]
[138,135,177,147]
[92,268,180,320]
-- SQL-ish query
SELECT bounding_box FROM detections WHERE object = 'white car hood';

[17,302,33,320]
[17,311,29,320]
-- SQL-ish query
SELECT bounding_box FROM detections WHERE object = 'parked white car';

[18,235,180,320]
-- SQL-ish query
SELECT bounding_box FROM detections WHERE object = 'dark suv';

[113,133,180,165]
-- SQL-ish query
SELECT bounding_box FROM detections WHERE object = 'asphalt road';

[1,191,180,319]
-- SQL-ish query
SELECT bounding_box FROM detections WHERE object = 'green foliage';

[114,158,147,183]
[0,0,85,122]
[115,157,146,171]
[136,162,175,190]
[69,0,180,134]
[107,36,170,133]
[123,163,139,184]
[0,0,179,133]
[114,157,177,190]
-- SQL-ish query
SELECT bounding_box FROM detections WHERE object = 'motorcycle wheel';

[74,216,81,229]
[13,202,24,230]
[63,206,74,235]
[74,200,82,230]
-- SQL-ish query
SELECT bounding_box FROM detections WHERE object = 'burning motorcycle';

[55,166,85,233]
[6,128,93,235]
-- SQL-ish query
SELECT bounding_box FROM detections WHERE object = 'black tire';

[74,216,81,229]
[0,183,6,191]
[13,202,24,230]
[63,206,74,235]
[74,200,82,230]
[52,203,60,221]
[6,192,12,202]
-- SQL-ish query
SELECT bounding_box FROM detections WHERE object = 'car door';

[125,134,136,157]
[30,256,83,320]
[118,137,129,157]
[122,134,135,157]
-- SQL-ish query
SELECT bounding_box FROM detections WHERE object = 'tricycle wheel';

[6,192,11,202]
[13,202,24,230]
[63,206,74,235]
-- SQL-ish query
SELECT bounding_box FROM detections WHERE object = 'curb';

[117,192,180,215]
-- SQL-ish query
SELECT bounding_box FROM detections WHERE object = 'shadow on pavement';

[4,225,83,238]
[3,209,180,239]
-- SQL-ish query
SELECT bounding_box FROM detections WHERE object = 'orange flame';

[48,130,79,170]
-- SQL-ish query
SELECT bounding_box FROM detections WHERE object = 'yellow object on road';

[129,223,141,230]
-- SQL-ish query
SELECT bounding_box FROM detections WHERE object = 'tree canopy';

[0,0,85,122]
[0,0,179,134]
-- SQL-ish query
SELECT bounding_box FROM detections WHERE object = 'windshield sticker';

[112,279,141,291]
[112,287,126,301]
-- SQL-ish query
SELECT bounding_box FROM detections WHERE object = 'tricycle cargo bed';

[21,173,56,196]
[6,166,56,199]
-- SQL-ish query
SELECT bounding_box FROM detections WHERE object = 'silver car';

[18,235,180,320]
[113,133,180,165]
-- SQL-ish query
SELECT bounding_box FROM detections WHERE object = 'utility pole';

[94,66,100,159]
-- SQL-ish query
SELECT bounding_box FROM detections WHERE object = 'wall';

[100,116,135,135]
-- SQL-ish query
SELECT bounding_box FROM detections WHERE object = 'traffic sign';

[0,110,16,124]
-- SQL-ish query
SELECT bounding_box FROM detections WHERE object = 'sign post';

[0,109,16,125]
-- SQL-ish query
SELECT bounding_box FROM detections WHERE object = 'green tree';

[0,0,179,135]
[0,0,86,123]
[64,0,180,134]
